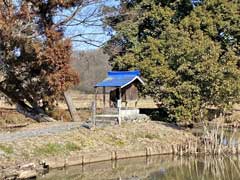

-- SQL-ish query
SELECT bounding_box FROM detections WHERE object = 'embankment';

[0,121,195,179]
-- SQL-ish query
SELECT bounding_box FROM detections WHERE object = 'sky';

[63,0,120,51]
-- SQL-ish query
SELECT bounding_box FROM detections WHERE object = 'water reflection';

[156,156,240,180]
[38,155,240,180]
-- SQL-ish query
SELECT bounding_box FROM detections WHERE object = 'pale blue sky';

[63,0,119,51]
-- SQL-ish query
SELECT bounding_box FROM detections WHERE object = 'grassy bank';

[0,121,194,171]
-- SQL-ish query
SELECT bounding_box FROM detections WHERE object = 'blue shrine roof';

[95,70,144,88]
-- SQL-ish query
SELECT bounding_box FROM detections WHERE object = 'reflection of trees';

[160,156,240,180]
[40,155,180,180]
[39,155,240,180]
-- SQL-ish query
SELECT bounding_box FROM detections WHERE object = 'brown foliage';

[0,0,80,116]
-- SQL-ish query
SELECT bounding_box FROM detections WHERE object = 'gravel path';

[0,122,84,142]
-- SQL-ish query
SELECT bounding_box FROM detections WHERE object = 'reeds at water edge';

[174,120,240,156]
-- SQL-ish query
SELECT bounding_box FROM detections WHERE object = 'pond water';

[38,155,240,180]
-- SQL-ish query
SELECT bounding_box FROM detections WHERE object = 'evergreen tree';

[105,0,240,123]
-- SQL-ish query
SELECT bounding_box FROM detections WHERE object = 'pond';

[38,155,240,180]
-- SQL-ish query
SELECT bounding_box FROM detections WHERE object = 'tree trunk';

[0,85,55,122]
[16,103,56,122]
[64,91,79,122]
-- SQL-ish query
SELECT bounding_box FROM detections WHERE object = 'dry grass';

[58,91,158,109]
[0,110,35,129]
[0,108,91,133]
[50,108,91,122]
[49,109,72,122]
[0,121,194,168]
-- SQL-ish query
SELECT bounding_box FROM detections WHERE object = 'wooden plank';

[103,87,106,108]
[96,114,119,118]
[118,87,122,125]
[92,101,96,126]
[64,91,79,122]
[93,88,98,126]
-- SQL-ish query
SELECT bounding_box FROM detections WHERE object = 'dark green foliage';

[105,0,240,123]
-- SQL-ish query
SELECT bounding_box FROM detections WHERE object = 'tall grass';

[174,119,240,156]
